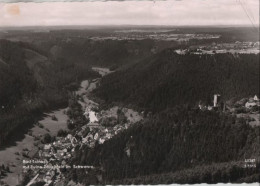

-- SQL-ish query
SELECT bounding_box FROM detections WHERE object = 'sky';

[0,0,259,27]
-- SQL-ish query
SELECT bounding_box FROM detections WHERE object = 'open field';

[0,108,68,185]
[38,109,68,136]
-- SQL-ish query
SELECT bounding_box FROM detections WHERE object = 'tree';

[57,129,68,137]
[20,174,30,186]
[67,122,75,130]
[42,133,52,144]
[51,115,58,121]
[5,166,10,173]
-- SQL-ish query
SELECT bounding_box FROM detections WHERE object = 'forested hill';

[0,39,37,111]
[0,39,99,146]
[71,108,260,184]
[70,50,260,184]
[32,38,179,70]
[0,39,99,112]
[93,50,259,112]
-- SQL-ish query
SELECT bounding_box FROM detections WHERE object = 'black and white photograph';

[0,0,259,185]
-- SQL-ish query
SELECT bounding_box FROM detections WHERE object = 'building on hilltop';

[213,94,221,107]
[198,94,223,111]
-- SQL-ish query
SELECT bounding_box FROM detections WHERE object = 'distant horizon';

[0,24,259,30]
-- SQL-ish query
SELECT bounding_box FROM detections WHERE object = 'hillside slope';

[0,40,37,110]
[71,107,260,184]
[68,49,260,184]
[94,50,259,112]
[0,39,99,146]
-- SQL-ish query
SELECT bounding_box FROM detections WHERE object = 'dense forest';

[48,39,167,68]
[110,161,259,184]
[0,39,99,146]
[94,51,259,112]
[30,37,180,71]
[67,49,260,184]
[69,107,259,184]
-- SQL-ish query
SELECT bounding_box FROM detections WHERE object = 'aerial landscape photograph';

[0,0,259,185]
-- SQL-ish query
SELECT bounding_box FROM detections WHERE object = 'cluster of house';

[24,105,137,185]
[89,33,220,42]
[204,41,260,50]
[39,135,77,160]
[176,41,260,55]
[145,33,220,41]
[78,112,132,148]
[24,135,78,185]
[199,94,260,112]
[22,82,144,185]
[72,105,135,149]
[26,167,63,186]
[25,131,93,185]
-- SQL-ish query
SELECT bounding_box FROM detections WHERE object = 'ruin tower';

[213,94,221,107]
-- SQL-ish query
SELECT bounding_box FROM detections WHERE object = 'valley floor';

[0,108,68,185]
[0,67,143,186]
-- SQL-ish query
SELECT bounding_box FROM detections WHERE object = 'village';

[13,68,143,186]
[89,33,221,42]
[176,41,260,55]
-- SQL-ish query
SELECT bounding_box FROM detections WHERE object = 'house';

[87,134,94,140]
[106,133,112,139]
[99,138,105,144]
[66,134,73,140]
[89,141,96,148]
[245,101,257,108]
[90,111,98,123]
[77,131,83,136]
[38,150,43,157]
[71,137,78,146]
[57,150,64,156]
[82,134,94,144]
[94,133,99,140]
[245,95,259,108]
[198,102,207,110]
[44,144,52,151]
[82,137,88,144]
[62,160,66,165]
[125,147,131,157]
[66,154,72,158]
[42,152,51,158]
[125,123,130,129]
[208,106,213,111]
